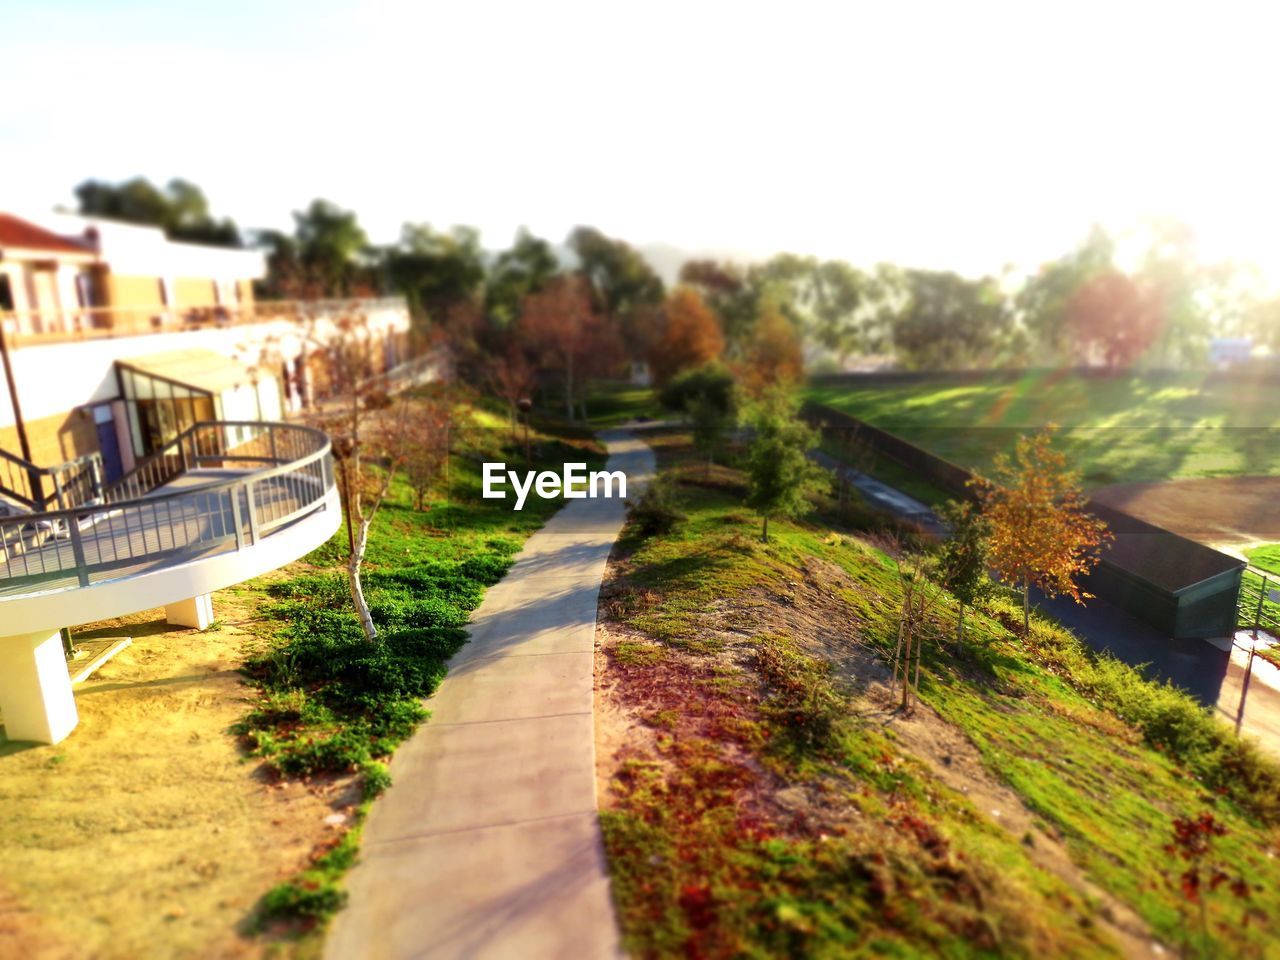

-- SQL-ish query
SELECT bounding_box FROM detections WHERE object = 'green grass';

[807,370,1280,486]
[1246,544,1280,578]
[583,380,662,427]
[238,399,605,932]
[601,436,1280,958]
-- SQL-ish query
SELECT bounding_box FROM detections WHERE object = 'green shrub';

[259,880,346,922]
[659,362,736,415]
[361,761,393,800]
[627,476,686,537]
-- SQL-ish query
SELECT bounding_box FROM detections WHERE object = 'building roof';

[119,348,269,395]
[1088,501,1244,594]
[0,213,95,258]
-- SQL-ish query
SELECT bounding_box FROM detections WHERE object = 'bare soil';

[0,584,358,960]
[594,548,1164,958]
[1092,474,1280,548]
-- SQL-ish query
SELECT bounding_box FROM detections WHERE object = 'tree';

[743,392,827,543]
[972,428,1111,634]
[253,229,317,299]
[658,362,735,417]
[519,274,620,420]
[402,398,452,512]
[486,342,538,439]
[385,222,486,339]
[679,258,758,348]
[889,545,939,712]
[651,287,725,384]
[568,226,664,318]
[1064,269,1163,370]
[934,500,991,644]
[74,176,241,246]
[485,227,560,328]
[689,396,735,475]
[306,312,410,642]
[293,199,370,297]
[892,270,1011,369]
[1135,218,1210,368]
[1243,295,1280,352]
[740,300,804,394]
[1017,226,1114,361]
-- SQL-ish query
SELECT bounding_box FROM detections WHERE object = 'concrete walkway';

[326,429,654,960]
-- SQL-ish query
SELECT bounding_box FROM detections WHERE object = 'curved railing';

[0,421,335,595]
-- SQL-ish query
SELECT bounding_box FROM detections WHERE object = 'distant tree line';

[72,178,1280,384]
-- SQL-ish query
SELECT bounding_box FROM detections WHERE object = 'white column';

[165,593,214,630]
[0,630,79,744]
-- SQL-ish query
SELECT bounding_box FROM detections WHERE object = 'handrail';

[0,447,105,513]
[0,297,410,347]
[0,421,335,593]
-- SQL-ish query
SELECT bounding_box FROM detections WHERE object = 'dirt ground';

[1092,474,1280,549]
[0,582,358,960]
[593,550,1163,958]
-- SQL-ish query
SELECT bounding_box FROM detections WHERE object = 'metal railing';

[1239,567,1280,638]
[0,448,106,512]
[0,297,409,347]
[0,421,334,593]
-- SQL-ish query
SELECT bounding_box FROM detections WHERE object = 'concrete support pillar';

[0,630,79,744]
[165,593,214,630]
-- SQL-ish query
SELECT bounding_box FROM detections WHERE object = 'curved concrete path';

[326,429,654,960]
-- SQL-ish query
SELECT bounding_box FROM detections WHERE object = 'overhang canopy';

[119,348,266,394]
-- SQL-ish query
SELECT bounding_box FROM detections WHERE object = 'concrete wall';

[0,322,317,432]
[174,277,218,309]
[0,408,99,465]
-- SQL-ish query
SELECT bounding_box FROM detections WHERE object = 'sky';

[2,0,1278,284]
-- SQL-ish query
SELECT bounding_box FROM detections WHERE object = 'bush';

[361,761,393,800]
[659,363,736,416]
[259,880,346,922]
[627,476,686,537]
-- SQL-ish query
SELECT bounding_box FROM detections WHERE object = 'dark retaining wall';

[801,401,1244,640]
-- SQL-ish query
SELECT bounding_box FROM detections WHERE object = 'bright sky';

[2,0,1277,283]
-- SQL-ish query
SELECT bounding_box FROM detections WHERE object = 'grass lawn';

[583,380,662,428]
[1241,545,1280,648]
[806,370,1280,487]
[597,432,1280,958]
[1247,544,1280,578]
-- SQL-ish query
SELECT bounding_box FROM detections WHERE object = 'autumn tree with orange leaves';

[740,300,804,395]
[650,287,725,385]
[519,274,620,421]
[972,427,1110,634]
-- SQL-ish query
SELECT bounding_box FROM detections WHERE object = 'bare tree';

[874,532,940,712]
[486,344,537,438]
[307,312,409,643]
[402,398,452,512]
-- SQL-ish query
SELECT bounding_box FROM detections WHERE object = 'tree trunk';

[900,630,913,711]
[348,519,378,642]
[564,367,574,421]
[957,602,965,644]
[1022,575,1030,636]
[761,515,769,543]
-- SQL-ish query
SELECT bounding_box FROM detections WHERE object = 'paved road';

[326,429,654,960]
